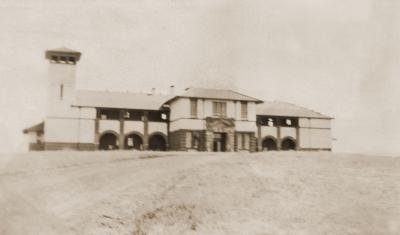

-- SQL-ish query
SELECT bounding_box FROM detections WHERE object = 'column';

[143,111,149,150]
[119,110,125,149]
[94,108,100,149]
[277,126,282,150]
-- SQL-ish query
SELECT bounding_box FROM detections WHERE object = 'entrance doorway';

[213,132,226,152]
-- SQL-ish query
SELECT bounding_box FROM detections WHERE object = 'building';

[23,48,333,152]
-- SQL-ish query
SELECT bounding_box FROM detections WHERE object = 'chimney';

[169,85,175,95]
[151,88,155,95]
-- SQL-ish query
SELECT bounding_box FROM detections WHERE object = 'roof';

[74,90,173,110]
[256,101,332,119]
[45,47,82,61]
[23,122,44,134]
[166,87,263,103]
[47,47,81,53]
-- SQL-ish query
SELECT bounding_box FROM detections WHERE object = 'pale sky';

[0,0,399,155]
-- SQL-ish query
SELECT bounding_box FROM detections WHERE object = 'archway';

[281,137,296,151]
[148,134,167,151]
[99,132,119,150]
[124,133,143,150]
[262,137,278,151]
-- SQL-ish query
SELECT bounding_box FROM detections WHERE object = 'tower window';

[51,56,58,62]
[68,57,76,64]
[60,56,67,63]
[60,84,64,100]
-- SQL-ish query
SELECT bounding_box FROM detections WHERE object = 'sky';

[0,0,399,155]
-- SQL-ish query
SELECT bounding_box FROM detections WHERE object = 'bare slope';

[0,151,399,235]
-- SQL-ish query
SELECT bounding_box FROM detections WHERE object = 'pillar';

[143,111,149,150]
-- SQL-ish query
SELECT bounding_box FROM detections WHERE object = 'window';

[99,109,120,120]
[51,56,58,63]
[186,131,200,150]
[241,101,248,120]
[60,84,64,100]
[148,111,168,122]
[124,110,143,121]
[237,133,250,150]
[185,132,192,148]
[212,101,227,117]
[268,118,274,127]
[60,56,67,63]
[190,98,197,118]
[68,57,76,64]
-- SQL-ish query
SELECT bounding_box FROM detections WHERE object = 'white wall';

[299,128,332,149]
[99,120,119,134]
[124,121,144,135]
[148,122,168,135]
[235,121,257,132]
[299,118,331,128]
[47,63,80,118]
[170,119,205,132]
[280,127,296,139]
[298,118,332,149]
[260,126,278,139]
[169,98,190,120]
[44,118,95,143]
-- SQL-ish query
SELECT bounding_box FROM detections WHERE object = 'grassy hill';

[0,151,399,235]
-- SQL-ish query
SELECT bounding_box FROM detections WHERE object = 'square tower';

[45,47,81,118]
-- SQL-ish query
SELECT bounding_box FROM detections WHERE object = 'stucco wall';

[260,126,278,139]
[235,121,257,132]
[148,122,168,136]
[47,63,80,118]
[170,98,190,120]
[299,118,331,128]
[298,118,332,149]
[280,127,297,139]
[124,121,144,135]
[299,128,332,149]
[99,120,119,134]
[170,119,205,132]
[44,118,95,143]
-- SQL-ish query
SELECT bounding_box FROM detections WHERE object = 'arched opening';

[149,134,167,151]
[124,133,143,150]
[99,133,119,150]
[262,137,278,151]
[281,138,296,151]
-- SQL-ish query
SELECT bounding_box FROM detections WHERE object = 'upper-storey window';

[124,110,143,121]
[190,98,197,118]
[257,116,298,127]
[241,101,248,120]
[281,117,298,127]
[148,111,168,122]
[99,109,120,120]
[213,101,227,117]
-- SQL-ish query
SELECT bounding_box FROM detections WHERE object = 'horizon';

[1,0,399,155]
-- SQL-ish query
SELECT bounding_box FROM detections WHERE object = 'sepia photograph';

[0,0,399,234]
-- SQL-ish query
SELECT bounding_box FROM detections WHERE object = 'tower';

[45,47,81,118]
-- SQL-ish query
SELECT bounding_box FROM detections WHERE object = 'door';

[213,132,226,152]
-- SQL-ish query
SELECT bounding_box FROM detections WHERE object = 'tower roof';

[45,47,82,62]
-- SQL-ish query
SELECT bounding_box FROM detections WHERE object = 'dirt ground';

[0,151,399,235]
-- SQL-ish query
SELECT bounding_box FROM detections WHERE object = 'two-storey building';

[23,48,333,152]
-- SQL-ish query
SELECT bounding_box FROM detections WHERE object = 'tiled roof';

[23,122,44,134]
[47,47,81,53]
[256,101,332,119]
[74,90,173,110]
[166,87,263,103]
